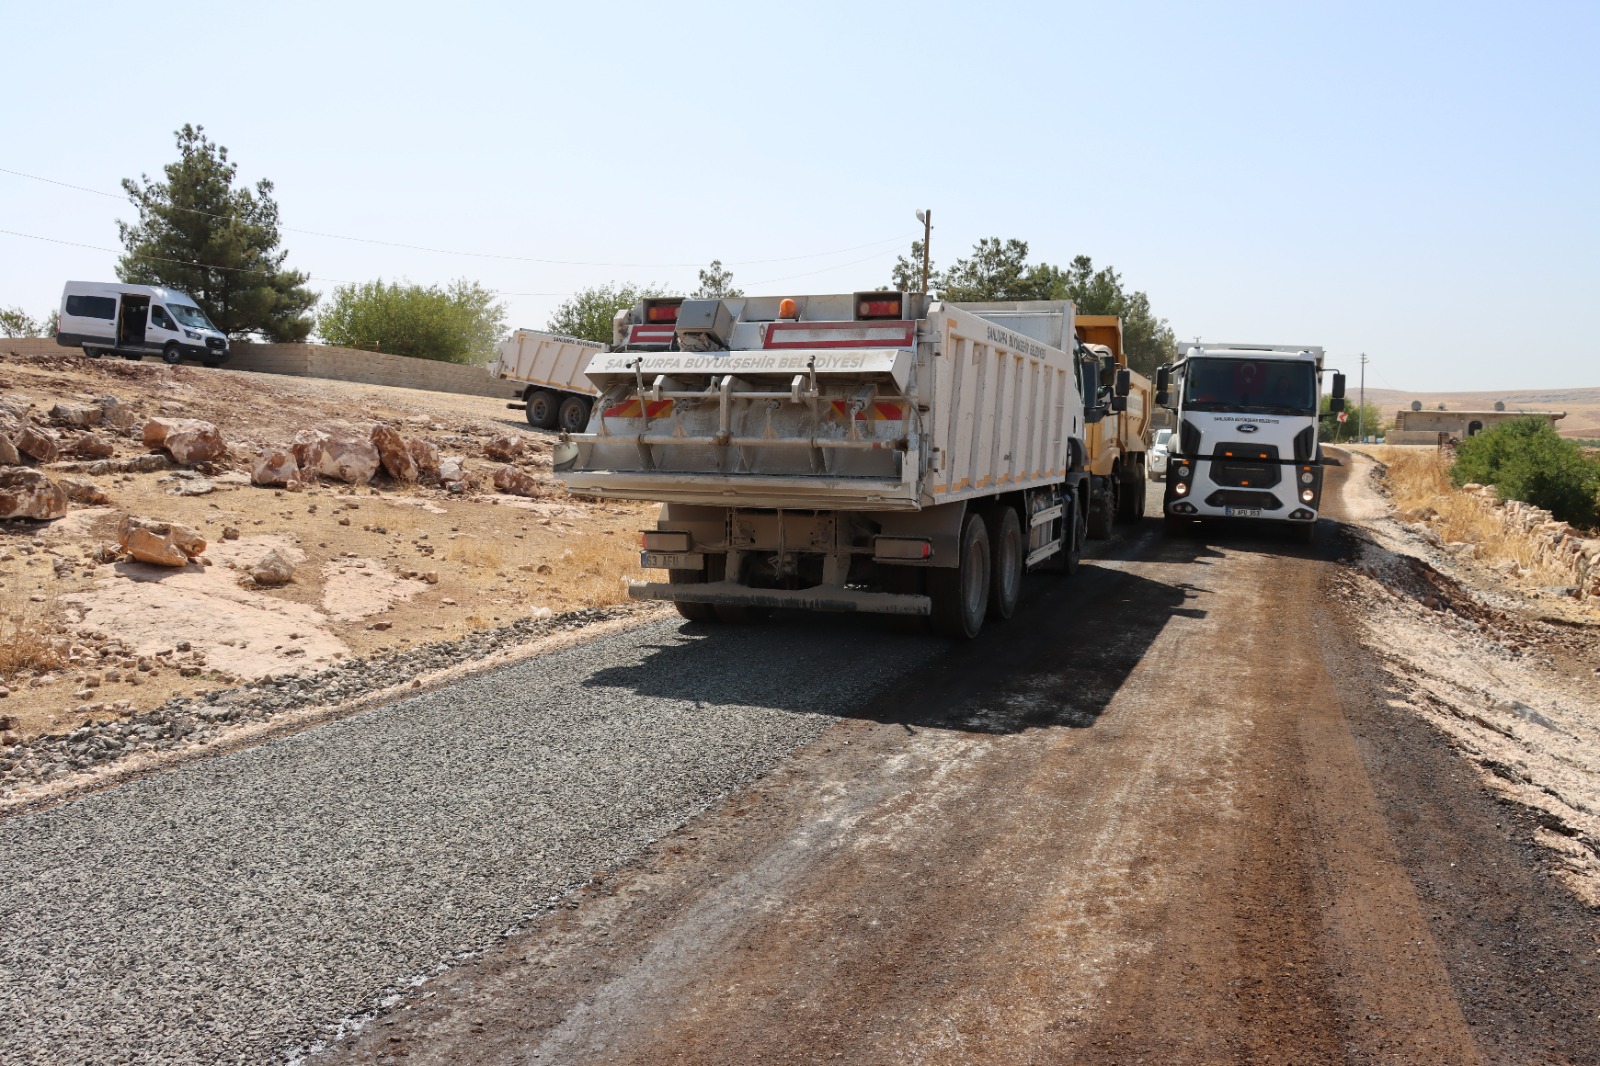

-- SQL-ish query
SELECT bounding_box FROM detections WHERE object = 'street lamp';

[915,210,932,295]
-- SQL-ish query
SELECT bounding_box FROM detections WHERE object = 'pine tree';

[117,125,316,340]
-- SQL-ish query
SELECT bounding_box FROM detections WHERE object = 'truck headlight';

[1301,488,1315,502]
[1300,471,1313,484]
[1174,481,1188,496]
[184,330,200,339]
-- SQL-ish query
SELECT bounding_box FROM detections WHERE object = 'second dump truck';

[559,291,1130,637]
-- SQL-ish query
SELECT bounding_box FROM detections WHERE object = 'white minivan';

[56,281,230,366]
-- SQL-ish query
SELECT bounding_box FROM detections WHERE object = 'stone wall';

[1459,483,1600,606]
[3,337,514,401]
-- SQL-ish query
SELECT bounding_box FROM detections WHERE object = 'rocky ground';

[0,349,654,793]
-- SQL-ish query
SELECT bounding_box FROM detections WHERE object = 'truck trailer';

[491,329,604,432]
[1155,343,1345,542]
[558,291,1124,637]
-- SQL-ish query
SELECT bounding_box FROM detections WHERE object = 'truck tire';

[929,511,990,639]
[1087,478,1116,540]
[1117,465,1145,522]
[985,506,1024,621]
[162,343,183,366]
[558,396,591,434]
[668,568,717,623]
[525,390,559,430]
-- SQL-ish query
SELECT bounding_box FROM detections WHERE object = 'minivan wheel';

[162,343,183,366]
[929,511,991,639]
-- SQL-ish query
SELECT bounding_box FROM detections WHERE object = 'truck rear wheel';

[985,506,1023,621]
[525,390,559,430]
[1087,478,1116,540]
[929,512,990,639]
[1117,465,1145,521]
[558,396,591,434]
[668,568,717,623]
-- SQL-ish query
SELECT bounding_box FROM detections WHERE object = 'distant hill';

[1359,386,1600,440]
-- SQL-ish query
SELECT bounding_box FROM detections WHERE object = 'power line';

[0,166,916,268]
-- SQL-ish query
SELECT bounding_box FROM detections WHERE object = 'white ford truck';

[559,291,1121,637]
[1156,343,1346,541]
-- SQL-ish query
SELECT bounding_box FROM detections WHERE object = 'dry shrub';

[1372,446,1570,583]
[0,587,66,679]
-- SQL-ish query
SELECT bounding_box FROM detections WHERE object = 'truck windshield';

[1182,358,1316,415]
[169,304,216,330]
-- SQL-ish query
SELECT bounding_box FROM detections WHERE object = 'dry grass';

[559,532,642,608]
[1372,446,1570,582]
[0,587,66,680]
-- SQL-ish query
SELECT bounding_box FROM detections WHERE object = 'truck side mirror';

[1114,368,1131,397]
[1330,396,1346,413]
[1110,394,1127,413]
[1155,366,1171,406]
[1331,372,1346,399]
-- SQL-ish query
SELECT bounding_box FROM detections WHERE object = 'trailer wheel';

[930,511,990,639]
[162,343,183,366]
[985,506,1024,621]
[1087,478,1116,540]
[557,396,591,434]
[525,390,559,430]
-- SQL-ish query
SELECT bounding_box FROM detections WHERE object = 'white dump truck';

[558,292,1125,637]
[1155,343,1346,542]
[490,329,604,432]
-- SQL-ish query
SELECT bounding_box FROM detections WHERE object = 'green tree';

[937,238,1065,302]
[1452,416,1600,526]
[1056,256,1175,377]
[1318,395,1385,443]
[317,278,507,364]
[117,124,316,341]
[890,240,933,293]
[0,307,47,338]
[692,260,743,299]
[547,282,677,345]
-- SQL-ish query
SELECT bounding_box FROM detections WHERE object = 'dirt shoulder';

[0,350,651,774]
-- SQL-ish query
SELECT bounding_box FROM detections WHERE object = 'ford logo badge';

[1238,424,1259,434]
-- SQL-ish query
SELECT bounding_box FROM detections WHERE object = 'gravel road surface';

[321,457,1600,1065]
[0,612,940,1064]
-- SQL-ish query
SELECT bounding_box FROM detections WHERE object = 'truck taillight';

[643,299,682,324]
[855,293,903,320]
[874,536,932,561]
[642,530,692,552]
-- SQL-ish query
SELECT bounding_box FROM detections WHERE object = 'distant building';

[1386,406,1565,445]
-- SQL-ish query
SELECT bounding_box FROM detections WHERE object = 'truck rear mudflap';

[629,579,931,616]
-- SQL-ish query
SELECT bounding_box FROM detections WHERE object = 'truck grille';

[206,337,226,349]
[1210,442,1281,488]
[1204,489,1282,510]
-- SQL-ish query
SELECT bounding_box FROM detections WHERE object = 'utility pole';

[1358,352,1368,442]
[915,209,932,295]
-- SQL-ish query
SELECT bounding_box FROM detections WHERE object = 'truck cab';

[1157,344,1344,542]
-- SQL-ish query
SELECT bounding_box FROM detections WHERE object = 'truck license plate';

[1224,507,1262,518]
[641,551,704,570]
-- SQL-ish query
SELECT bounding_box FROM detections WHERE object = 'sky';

[2,0,1596,391]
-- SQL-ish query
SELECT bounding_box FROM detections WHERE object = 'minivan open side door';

[118,294,150,349]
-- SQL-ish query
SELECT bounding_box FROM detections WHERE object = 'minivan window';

[65,295,117,320]
[168,304,215,330]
